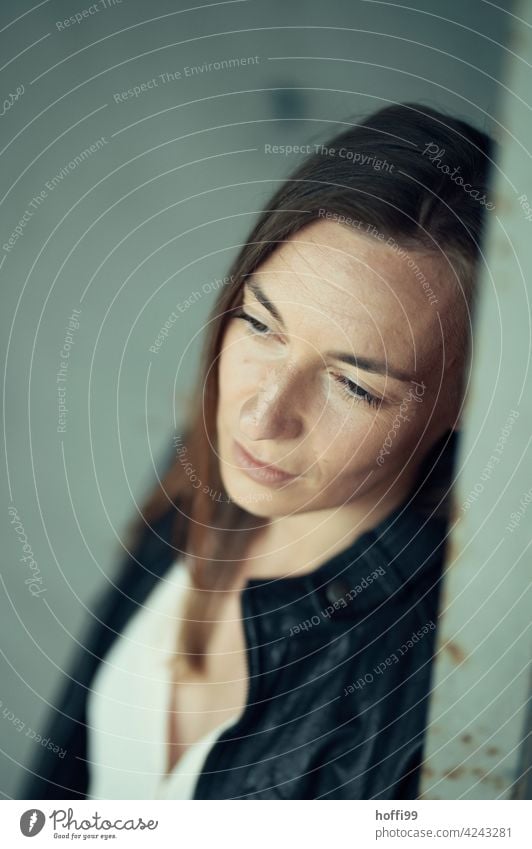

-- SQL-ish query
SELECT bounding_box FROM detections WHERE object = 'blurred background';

[1,0,529,800]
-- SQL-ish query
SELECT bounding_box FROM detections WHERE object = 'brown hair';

[128,102,495,673]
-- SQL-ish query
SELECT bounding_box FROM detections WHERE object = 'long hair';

[129,102,495,673]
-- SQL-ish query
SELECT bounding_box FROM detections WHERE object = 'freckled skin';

[216,219,463,562]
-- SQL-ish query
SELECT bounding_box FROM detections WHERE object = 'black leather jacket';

[21,493,448,800]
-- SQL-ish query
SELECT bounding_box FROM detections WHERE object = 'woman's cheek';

[315,414,381,471]
[334,413,396,470]
[369,402,429,467]
[219,331,261,398]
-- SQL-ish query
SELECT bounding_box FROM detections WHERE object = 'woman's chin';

[223,481,276,516]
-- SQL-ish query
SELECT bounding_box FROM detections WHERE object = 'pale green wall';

[0,0,514,798]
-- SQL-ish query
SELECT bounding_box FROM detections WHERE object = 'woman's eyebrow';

[245,277,285,325]
[243,278,414,383]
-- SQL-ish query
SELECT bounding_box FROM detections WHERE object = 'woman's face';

[216,219,463,518]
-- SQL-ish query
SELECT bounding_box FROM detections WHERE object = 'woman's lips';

[232,438,299,486]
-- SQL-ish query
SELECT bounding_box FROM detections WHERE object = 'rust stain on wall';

[444,640,467,664]
[444,765,466,780]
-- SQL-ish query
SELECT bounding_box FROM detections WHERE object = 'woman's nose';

[239,363,304,441]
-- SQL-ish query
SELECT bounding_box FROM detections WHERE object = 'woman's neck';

[241,492,407,580]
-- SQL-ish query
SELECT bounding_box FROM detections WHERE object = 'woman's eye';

[335,375,380,409]
[233,308,273,337]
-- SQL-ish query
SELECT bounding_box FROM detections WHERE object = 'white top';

[86,557,235,799]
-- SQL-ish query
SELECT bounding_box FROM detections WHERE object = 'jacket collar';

[241,495,450,622]
[142,493,449,623]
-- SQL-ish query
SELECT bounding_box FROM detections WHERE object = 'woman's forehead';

[269,219,451,294]
[250,220,456,356]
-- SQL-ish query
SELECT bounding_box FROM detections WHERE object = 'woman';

[23,101,494,800]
